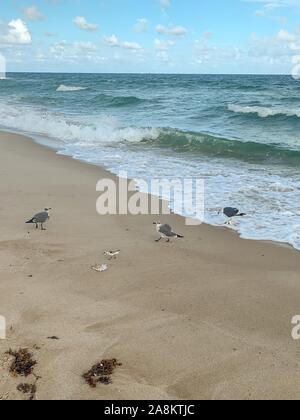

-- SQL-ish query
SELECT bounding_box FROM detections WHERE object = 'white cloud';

[104,35,143,51]
[122,41,143,51]
[156,24,187,36]
[156,50,170,62]
[154,39,175,63]
[246,0,300,21]
[73,16,98,32]
[49,40,106,63]
[104,35,119,47]
[248,29,299,64]
[245,0,300,10]
[160,0,171,9]
[277,29,296,42]
[154,38,175,51]
[194,34,244,67]
[50,40,67,59]
[134,18,148,33]
[1,19,32,45]
[73,42,97,51]
[23,6,45,22]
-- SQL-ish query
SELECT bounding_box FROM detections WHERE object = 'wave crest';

[228,104,300,118]
[139,128,300,166]
[0,103,159,145]
[56,85,87,92]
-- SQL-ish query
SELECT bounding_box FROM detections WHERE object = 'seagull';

[219,207,246,225]
[26,208,52,230]
[153,222,184,243]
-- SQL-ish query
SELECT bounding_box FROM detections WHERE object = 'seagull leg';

[155,237,162,242]
[35,223,38,229]
[41,224,46,231]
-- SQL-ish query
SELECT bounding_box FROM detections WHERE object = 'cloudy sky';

[1,0,300,74]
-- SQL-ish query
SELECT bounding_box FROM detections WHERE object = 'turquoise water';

[0,73,300,248]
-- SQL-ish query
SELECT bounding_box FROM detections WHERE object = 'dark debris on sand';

[83,359,122,388]
[17,383,37,400]
[6,348,41,400]
[6,349,37,377]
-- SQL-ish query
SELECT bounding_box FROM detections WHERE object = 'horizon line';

[6,71,292,76]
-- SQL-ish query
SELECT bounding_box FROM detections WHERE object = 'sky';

[1,0,300,74]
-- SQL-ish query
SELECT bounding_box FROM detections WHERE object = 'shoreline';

[0,126,296,254]
[1,130,300,400]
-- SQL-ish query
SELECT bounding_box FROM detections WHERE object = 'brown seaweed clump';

[6,349,37,377]
[83,359,122,388]
[17,383,37,400]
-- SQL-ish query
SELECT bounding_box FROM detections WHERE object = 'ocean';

[0,72,300,249]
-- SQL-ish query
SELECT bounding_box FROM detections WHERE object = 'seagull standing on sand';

[26,208,52,230]
[153,222,184,243]
[219,207,246,225]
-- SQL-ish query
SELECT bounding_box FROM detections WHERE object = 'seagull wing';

[33,212,49,223]
[159,224,176,237]
[224,208,239,218]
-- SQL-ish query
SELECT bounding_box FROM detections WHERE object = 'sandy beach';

[0,130,300,400]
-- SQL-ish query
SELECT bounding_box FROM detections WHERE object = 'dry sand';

[0,131,300,400]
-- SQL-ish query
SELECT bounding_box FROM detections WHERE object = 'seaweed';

[6,348,40,399]
[83,359,122,388]
[17,383,37,400]
[6,349,37,377]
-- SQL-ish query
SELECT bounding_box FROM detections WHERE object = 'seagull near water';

[26,208,52,230]
[153,222,184,243]
[219,207,246,225]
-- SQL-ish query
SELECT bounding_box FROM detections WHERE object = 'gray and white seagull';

[26,208,52,230]
[153,222,184,243]
[218,207,246,225]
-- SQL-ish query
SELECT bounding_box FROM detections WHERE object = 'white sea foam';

[0,102,160,145]
[56,84,87,92]
[228,104,300,118]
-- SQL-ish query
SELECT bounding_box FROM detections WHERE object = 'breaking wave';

[139,129,300,166]
[228,104,300,119]
[0,102,299,166]
[0,103,159,144]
